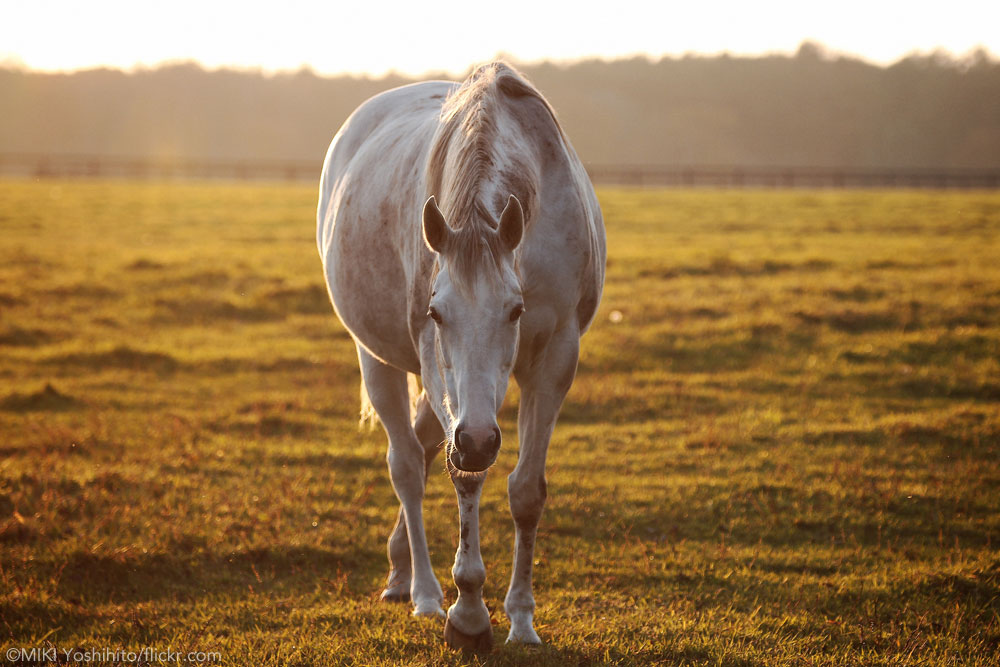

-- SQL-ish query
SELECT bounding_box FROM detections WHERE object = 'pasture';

[1,180,998,665]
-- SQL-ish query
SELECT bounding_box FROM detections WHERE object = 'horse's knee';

[508,472,547,527]
[387,440,425,497]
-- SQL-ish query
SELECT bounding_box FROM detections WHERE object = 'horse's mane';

[426,62,565,289]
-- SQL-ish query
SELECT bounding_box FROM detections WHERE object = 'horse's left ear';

[423,195,451,254]
[498,195,524,252]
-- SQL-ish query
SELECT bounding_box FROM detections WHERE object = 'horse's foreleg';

[381,392,445,603]
[381,506,412,602]
[358,349,444,617]
[444,471,493,651]
[505,333,580,644]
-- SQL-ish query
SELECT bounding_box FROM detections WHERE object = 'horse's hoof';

[505,628,542,645]
[412,602,446,618]
[379,587,410,603]
[506,612,542,644]
[444,617,494,653]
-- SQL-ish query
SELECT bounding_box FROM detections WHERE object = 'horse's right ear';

[422,196,451,254]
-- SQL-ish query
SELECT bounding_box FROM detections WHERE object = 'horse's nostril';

[456,427,474,450]
[490,426,501,449]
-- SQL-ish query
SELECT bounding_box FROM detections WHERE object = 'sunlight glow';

[2,0,998,75]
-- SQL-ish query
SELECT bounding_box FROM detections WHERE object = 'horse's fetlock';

[504,594,535,616]
[453,562,486,592]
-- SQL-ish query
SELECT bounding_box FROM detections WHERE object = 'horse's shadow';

[10,543,384,640]
[451,638,727,667]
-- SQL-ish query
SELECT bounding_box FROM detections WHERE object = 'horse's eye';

[427,307,442,324]
[509,304,524,322]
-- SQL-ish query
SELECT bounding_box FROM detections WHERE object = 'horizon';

[2,42,998,81]
[2,1,999,78]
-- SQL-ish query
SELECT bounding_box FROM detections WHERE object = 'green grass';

[1,180,999,665]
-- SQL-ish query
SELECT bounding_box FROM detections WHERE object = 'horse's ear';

[422,196,451,253]
[497,195,524,252]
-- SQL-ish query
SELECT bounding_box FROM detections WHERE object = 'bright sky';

[2,0,998,76]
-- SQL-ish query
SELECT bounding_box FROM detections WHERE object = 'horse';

[317,61,606,650]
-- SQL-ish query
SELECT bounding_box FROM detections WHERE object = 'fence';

[2,153,999,189]
[585,165,1000,189]
[0,154,318,182]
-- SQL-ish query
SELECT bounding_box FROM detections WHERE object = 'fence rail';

[585,165,1000,189]
[0,153,319,182]
[2,153,999,189]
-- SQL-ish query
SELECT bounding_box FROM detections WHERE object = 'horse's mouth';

[446,447,495,475]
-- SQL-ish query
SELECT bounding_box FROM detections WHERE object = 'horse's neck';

[454,147,538,228]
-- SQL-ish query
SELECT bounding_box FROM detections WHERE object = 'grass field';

[1,180,999,665]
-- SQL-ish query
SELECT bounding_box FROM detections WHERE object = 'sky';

[2,0,998,77]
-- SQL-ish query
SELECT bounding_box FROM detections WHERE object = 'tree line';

[1,43,997,169]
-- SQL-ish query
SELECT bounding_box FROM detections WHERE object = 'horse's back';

[317,81,455,256]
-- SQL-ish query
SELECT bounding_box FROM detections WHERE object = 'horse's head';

[422,194,524,473]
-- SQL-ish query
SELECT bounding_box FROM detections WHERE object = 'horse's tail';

[357,372,420,430]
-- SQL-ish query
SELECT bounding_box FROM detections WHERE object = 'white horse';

[317,62,605,650]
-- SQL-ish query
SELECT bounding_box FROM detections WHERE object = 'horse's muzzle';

[450,424,501,472]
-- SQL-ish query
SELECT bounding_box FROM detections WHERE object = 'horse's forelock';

[442,224,510,297]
